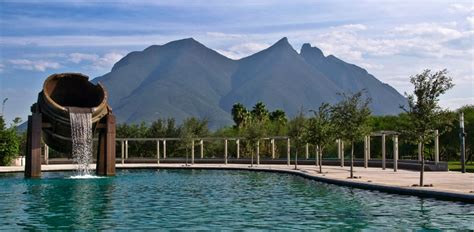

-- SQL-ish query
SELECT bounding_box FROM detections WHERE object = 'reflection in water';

[0,170,473,230]
[19,173,114,230]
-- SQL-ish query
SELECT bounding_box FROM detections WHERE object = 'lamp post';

[460,112,466,173]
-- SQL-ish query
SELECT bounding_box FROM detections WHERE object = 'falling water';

[69,111,93,176]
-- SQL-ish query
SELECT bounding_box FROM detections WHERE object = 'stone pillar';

[368,136,371,159]
[315,145,319,166]
[364,136,368,168]
[305,143,309,159]
[287,138,291,166]
[271,139,275,159]
[236,139,240,159]
[125,140,129,160]
[418,142,422,161]
[163,140,167,159]
[257,140,260,165]
[121,140,125,164]
[44,144,49,165]
[382,133,386,170]
[435,129,439,164]
[337,139,341,159]
[191,140,195,164]
[156,140,160,164]
[393,135,398,172]
[340,140,344,167]
[200,140,204,159]
[224,139,228,165]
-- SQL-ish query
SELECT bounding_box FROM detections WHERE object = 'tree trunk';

[350,141,354,178]
[319,146,323,173]
[420,142,424,186]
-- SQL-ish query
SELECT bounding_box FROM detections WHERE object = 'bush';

[0,116,21,166]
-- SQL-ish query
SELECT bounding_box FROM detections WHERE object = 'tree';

[332,91,371,178]
[306,103,335,173]
[251,102,269,122]
[268,109,287,136]
[179,117,209,166]
[288,108,307,170]
[0,116,22,166]
[243,115,266,167]
[231,103,249,129]
[402,69,454,186]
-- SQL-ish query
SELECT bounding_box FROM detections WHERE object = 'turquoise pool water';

[0,169,473,230]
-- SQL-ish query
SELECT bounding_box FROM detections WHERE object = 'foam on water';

[69,111,93,176]
[68,175,104,179]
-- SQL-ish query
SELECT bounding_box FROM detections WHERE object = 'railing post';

[44,144,49,165]
[125,140,129,160]
[163,140,166,159]
[382,133,386,170]
[224,139,228,165]
[305,143,309,159]
[271,138,275,159]
[364,136,368,168]
[315,145,319,166]
[236,139,240,159]
[418,142,422,161]
[156,140,160,164]
[340,140,344,167]
[257,140,260,165]
[191,140,195,164]
[368,136,371,159]
[435,129,439,164]
[393,135,398,172]
[200,140,204,159]
[287,138,290,166]
[121,140,125,164]
[337,139,341,159]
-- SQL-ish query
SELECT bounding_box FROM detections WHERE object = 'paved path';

[1,164,473,202]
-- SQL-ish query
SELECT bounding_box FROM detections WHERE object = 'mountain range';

[93,37,406,129]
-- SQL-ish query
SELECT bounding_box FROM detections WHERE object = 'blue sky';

[0,0,473,123]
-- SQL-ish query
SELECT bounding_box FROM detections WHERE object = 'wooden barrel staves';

[34,73,110,154]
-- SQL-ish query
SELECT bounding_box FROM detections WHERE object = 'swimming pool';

[0,169,472,230]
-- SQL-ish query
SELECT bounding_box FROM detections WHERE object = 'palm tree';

[232,103,248,128]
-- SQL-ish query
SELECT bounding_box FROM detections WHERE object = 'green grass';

[448,161,474,173]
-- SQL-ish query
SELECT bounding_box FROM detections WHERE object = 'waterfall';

[69,111,93,176]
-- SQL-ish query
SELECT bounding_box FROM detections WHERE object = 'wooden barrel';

[36,73,110,153]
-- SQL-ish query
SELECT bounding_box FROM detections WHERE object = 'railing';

[115,136,291,165]
[41,131,442,172]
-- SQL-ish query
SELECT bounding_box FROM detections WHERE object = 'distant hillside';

[94,37,406,129]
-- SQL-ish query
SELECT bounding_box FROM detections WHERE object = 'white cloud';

[206,32,244,39]
[216,42,270,59]
[339,24,367,31]
[9,59,60,72]
[439,97,474,110]
[394,23,463,41]
[467,16,474,27]
[92,52,125,70]
[68,53,99,63]
[449,3,474,13]
[0,63,4,73]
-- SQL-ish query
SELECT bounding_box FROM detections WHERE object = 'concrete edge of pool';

[1,164,473,203]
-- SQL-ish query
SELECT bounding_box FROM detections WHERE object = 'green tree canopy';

[402,69,454,186]
[331,91,371,178]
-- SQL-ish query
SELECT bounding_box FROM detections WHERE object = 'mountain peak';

[269,37,293,50]
[300,43,324,58]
